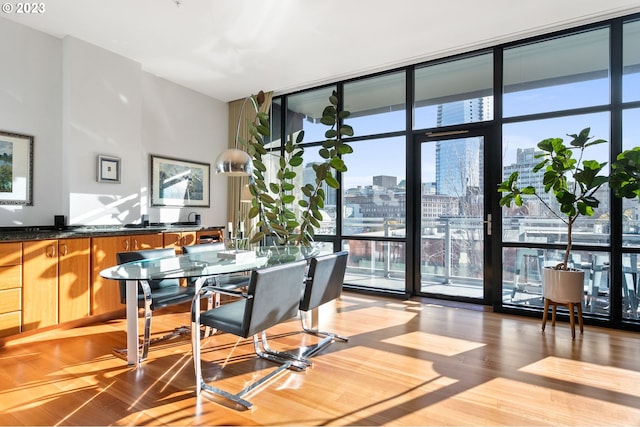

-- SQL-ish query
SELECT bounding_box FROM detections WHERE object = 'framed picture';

[150,154,210,207]
[0,130,33,205]
[97,155,121,183]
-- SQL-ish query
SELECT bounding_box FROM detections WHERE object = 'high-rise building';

[302,161,337,206]
[434,97,490,197]
[373,175,397,189]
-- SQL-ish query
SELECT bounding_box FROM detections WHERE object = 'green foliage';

[498,127,608,269]
[610,146,640,200]
[244,90,353,247]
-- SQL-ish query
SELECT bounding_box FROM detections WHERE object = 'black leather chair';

[116,248,196,361]
[297,250,349,358]
[191,260,310,409]
[182,243,251,337]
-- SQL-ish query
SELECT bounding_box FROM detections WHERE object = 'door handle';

[483,214,492,236]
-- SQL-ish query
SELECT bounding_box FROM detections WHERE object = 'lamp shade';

[214,148,254,176]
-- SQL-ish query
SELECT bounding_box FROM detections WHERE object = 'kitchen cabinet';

[196,229,223,243]
[90,233,163,315]
[58,238,90,323]
[0,242,22,338]
[22,240,58,331]
[163,231,197,253]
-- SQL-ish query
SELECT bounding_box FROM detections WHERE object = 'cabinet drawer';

[0,288,21,314]
[0,310,21,337]
[0,242,22,266]
[0,265,21,291]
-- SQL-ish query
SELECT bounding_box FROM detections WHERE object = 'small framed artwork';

[0,130,33,205]
[97,155,121,183]
[150,154,210,207]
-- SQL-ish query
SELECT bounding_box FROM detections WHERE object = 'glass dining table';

[99,246,322,365]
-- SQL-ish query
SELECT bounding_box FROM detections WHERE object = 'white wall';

[0,17,63,226]
[63,36,144,226]
[142,73,228,227]
[0,18,229,228]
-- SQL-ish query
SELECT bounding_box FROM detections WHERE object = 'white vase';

[542,267,584,303]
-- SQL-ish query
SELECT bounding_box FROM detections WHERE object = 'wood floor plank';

[1,293,639,425]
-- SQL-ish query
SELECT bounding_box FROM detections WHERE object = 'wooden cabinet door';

[91,235,130,315]
[163,231,195,253]
[163,232,183,252]
[132,233,163,251]
[181,231,197,247]
[59,238,90,323]
[22,240,58,331]
[0,241,22,337]
[90,233,163,316]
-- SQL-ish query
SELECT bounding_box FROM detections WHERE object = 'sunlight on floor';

[382,331,486,356]
[520,356,640,395]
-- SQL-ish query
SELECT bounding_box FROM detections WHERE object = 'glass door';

[417,132,490,302]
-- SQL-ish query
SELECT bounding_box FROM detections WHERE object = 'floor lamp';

[215,93,263,243]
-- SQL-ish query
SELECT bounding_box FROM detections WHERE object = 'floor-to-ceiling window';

[621,19,640,322]
[267,13,640,330]
[340,72,407,293]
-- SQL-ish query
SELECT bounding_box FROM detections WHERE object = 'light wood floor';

[1,293,640,426]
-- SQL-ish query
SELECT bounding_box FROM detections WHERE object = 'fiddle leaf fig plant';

[498,127,608,270]
[243,90,353,247]
[610,146,640,201]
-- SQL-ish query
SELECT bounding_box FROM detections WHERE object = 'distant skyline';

[286,73,640,193]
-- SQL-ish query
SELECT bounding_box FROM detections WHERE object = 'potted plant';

[498,127,608,303]
[610,146,640,201]
[242,90,353,251]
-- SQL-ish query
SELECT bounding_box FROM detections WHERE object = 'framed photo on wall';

[0,130,33,205]
[150,154,210,207]
[97,155,121,183]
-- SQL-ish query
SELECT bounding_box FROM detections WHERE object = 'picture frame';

[0,130,33,205]
[97,155,121,183]
[150,154,210,207]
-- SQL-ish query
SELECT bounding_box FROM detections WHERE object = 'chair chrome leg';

[114,280,193,362]
[295,312,348,358]
[258,331,313,368]
[197,336,297,410]
[140,280,153,361]
[199,357,295,410]
[204,292,216,337]
[192,302,297,408]
[191,293,204,397]
[301,313,349,342]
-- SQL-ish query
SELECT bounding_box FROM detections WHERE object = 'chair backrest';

[241,260,308,337]
[182,242,226,255]
[182,243,227,286]
[116,248,179,304]
[299,251,348,312]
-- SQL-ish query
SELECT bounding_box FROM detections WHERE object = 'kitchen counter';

[0,224,225,242]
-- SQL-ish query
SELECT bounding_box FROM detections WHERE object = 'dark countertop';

[0,224,225,242]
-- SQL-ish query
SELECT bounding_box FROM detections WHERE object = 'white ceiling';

[3,0,639,102]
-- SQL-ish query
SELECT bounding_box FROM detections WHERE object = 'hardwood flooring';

[1,293,639,426]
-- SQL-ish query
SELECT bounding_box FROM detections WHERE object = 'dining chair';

[295,250,349,358]
[116,248,196,361]
[191,260,310,409]
[182,242,251,336]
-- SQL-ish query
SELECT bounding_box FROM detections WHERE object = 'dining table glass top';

[99,245,324,281]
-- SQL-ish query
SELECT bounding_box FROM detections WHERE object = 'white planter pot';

[542,267,584,304]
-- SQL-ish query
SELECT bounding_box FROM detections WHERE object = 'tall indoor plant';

[242,90,353,247]
[610,146,640,201]
[498,127,608,270]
